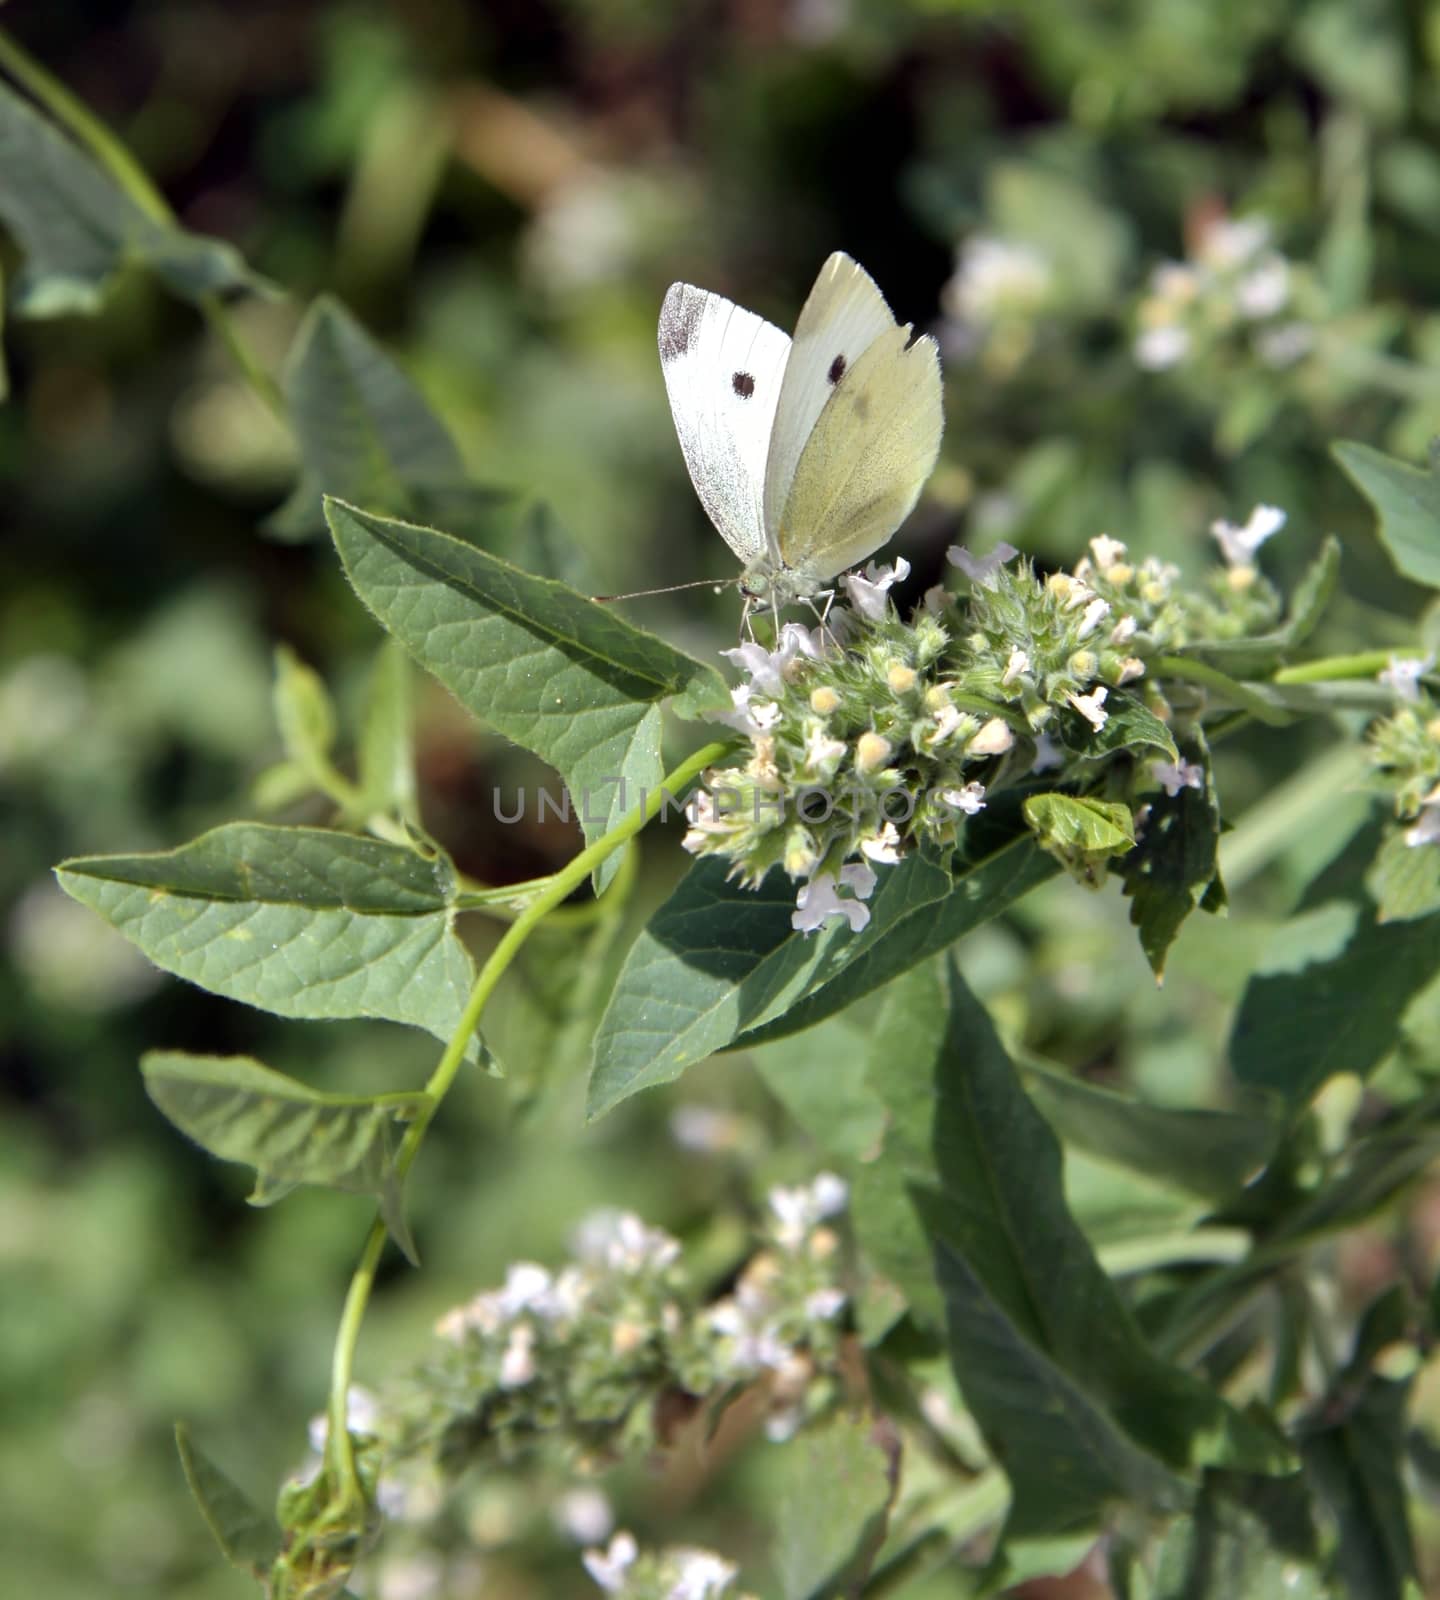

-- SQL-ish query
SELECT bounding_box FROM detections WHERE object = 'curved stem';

[1272,649,1400,685]
[0,26,288,422]
[1155,654,1291,725]
[325,739,731,1494]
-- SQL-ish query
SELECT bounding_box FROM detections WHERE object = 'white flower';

[720,624,822,696]
[947,541,1018,585]
[803,724,847,772]
[1075,596,1112,640]
[1068,686,1109,729]
[1407,807,1440,848]
[573,1209,681,1274]
[769,1172,848,1247]
[1116,657,1146,685]
[583,1531,639,1593]
[1109,615,1138,645]
[667,1549,739,1600]
[1211,504,1286,568]
[1236,255,1290,319]
[307,1386,380,1455]
[859,822,903,864]
[805,1286,848,1321]
[555,1487,615,1545]
[942,781,987,814]
[1134,325,1191,371]
[791,868,873,934]
[708,685,783,736]
[1197,215,1271,271]
[1001,648,1029,686]
[1378,654,1434,703]
[1151,758,1204,797]
[669,1104,744,1152]
[845,557,911,620]
[1150,262,1201,303]
[1089,535,1128,569]
[1030,732,1063,772]
[498,1323,537,1389]
[944,235,1054,324]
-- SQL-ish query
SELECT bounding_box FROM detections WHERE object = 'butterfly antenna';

[592,578,733,603]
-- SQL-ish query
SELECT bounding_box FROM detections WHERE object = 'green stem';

[1315,335,1440,401]
[1096,1226,1251,1278]
[1272,649,1400,685]
[1155,655,1290,725]
[0,26,288,422]
[863,1470,1009,1597]
[325,739,730,1495]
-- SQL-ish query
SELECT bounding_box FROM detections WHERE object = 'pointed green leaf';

[1334,440,1440,591]
[770,1415,893,1600]
[144,1051,425,1261]
[175,1422,281,1574]
[267,297,501,540]
[1024,792,1135,882]
[1120,740,1224,977]
[589,837,1057,1117]
[1082,693,1179,763]
[1366,826,1440,923]
[56,823,478,1049]
[273,645,339,785]
[327,498,727,883]
[0,78,259,315]
[1231,822,1440,1104]
[855,962,1291,1541]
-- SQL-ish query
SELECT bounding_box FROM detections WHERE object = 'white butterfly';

[658,251,943,615]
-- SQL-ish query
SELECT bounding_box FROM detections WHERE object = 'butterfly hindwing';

[761,253,896,555]
[658,282,791,568]
[774,323,943,584]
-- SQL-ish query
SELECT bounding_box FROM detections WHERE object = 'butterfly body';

[658,253,943,613]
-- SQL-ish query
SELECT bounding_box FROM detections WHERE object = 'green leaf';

[144,1051,425,1260]
[356,639,418,823]
[1179,538,1342,671]
[327,498,726,886]
[1366,826,1440,924]
[749,1010,888,1164]
[55,823,479,1051]
[0,77,258,315]
[770,1415,893,1600]
[1120,740,1224,978]
[174,1422,281,1575]
[1300,1290,1418,1600]
[273,645,339,786]
[1231,822,1440,1105]
[1023,792,1135,882]
[1083,693,1179,763]
[1021,1057,1273,1207]
[1145,1478,1326,1600]
[267,296,500,541]
[1334,440,1440,591]
[588,835,1057,1118]
[856,962,1291,1543]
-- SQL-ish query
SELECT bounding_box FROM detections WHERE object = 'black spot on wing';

[827,353,846,384]
[732,371,755,398]
[658,287,703,361]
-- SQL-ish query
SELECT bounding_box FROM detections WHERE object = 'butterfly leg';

[807,589,839,648]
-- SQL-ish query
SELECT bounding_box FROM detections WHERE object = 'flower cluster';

[685,516,1286,933]
[582,1532,755,1600]
[1367,672,1440,846]
[941,234,1057,370]
[1133,213,1314,374]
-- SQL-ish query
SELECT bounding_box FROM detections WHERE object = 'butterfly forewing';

[658,282,791,567]
[774,323,943,584]
[761,253,896,556]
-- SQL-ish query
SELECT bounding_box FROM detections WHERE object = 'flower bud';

[967,717,1015,756]
[855,731,893,773]
[886,663,918,695]
[809,685,841,715]
[1068,650,1098,678]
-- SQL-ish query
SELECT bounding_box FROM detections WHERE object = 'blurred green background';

[7,1,1440,1595]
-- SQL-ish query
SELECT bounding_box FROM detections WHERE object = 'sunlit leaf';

[770,1415,893,1600]
[327,498,726,886]
[56,823,479,1050]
